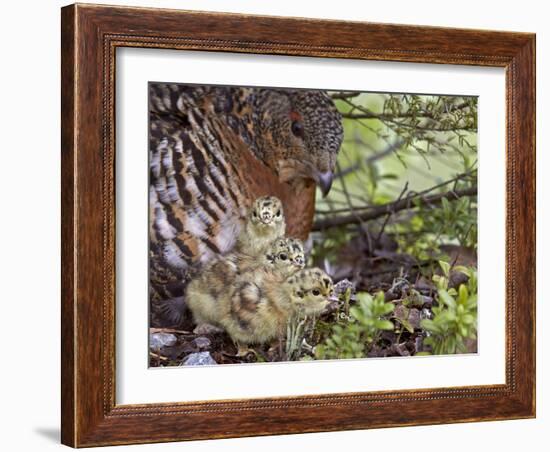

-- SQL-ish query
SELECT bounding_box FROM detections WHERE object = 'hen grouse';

[149,83,343,326]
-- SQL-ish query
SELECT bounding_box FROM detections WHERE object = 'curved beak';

[315,171,334,198]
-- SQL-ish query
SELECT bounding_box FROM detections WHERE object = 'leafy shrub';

[420,261,477,355]
[315,291,395,360]
[393,190,477,261]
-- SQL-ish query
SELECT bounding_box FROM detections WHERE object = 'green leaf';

[375,320,394,330]
[399,318,415,334]
[438,261,450,277]
[457,284,469,306]
[453,265,470,276]
[438,310,457,323]
[438,289,457,309]
[421,319,441,334]
[459,325,468,338]
[382,303,395,315]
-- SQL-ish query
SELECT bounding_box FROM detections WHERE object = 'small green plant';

[420,261,477,355]
[316,292,395,360]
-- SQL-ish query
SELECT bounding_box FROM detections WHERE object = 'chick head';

[248,196,285,232]
[266,237,305,277]
[286,268,334,316]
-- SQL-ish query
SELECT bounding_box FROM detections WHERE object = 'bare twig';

[330,91,362,100]
[340,98,471,120]
[149,351,169,361]
[150,327,193,335]
[375,182,409,242]
[316,169,477,216]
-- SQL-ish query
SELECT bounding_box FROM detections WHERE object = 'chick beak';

[316,171,334,197]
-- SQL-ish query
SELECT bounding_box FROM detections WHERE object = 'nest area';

[149,237,477,367]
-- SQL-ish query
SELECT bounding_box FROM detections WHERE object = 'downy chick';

[186,237,304,330]
[236,237,305,277]
[222,267,334,346]
[285,267,334,317]
[235,196,285,257]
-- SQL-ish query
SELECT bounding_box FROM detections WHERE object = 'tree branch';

[340,99,471,120]
[330,91,362,100]
[317,169,477,215]
[339,98,476,132]
[312,186,477,231]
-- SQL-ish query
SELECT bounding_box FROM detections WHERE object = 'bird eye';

[252,211,257,217]
[291,120,304,138]
[279,253,288,261]
[276,210,281,217]
[312,289,320,296]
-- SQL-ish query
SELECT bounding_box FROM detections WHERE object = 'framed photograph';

[61,3,535,447]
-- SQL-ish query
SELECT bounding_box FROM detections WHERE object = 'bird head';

[254,90,343,197]
[286,268,334,316]
[266,237,305,277]
[249,196,286,231]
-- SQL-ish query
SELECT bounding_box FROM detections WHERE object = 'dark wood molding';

[61,3,536,447]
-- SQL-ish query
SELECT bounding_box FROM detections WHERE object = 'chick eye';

[312,289,320,296]
[252,211,258,217]
[291,120,304,138]
[276,210,281,217]
[279,253,288,261]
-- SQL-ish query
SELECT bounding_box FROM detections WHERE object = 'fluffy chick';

[222,267,334,346]
[285,268,334,317]
[185,237,303,329]
[236,237,305,277]
[235,196,286,257]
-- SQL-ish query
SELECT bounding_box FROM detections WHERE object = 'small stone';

[449,271,469,288]
[192,336,211,350]
[384,289,400,302]
[182,351,217,366]
[420,295,434,307]
[149,332,177,349]
[415,277,435,293]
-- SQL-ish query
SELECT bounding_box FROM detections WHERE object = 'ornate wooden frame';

[61,3,536,447]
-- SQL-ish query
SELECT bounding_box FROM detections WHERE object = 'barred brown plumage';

[186,240,326,349]
[149,83,343,327]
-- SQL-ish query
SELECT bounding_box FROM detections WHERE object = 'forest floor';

[149,232,477,367]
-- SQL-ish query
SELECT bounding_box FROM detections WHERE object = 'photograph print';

[148,82,478,367]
